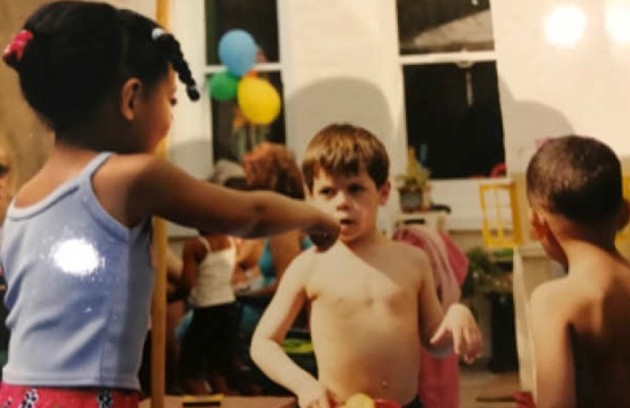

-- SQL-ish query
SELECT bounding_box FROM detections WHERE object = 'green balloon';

[209,71,238,101]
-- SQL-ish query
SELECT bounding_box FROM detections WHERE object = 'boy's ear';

[529,209,549,240]
[378,180,391,205]
[120,78,142,121]
[617,199,630,231]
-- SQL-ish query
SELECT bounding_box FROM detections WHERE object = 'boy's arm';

[413,248,482,360]
[250,252,333,408]
[530,284,576,408]
[415,249,446,351]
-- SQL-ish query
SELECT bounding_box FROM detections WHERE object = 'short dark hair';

[302,123,389,191]
[526,135,623,222]
[5,1,198,134]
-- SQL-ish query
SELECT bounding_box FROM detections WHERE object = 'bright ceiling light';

[544,5,587,48]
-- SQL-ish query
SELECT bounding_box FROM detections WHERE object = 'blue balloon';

[218,29,257,77]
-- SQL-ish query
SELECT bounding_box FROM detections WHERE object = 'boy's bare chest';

[306,253,419,315]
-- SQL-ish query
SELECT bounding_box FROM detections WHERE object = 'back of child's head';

[302,123,389,192]
[526,135,623,223]
[2,0,198,136]
[243,143,305,200]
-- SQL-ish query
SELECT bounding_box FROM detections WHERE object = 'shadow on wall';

[286,76,403,164]
[498,77,575,175]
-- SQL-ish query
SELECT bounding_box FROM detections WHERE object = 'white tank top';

[188,237,236,307]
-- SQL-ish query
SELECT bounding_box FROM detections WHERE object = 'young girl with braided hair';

[0,2,338,407]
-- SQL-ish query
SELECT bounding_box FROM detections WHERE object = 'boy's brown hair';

[526,135,623,223]
[302,123,389,192]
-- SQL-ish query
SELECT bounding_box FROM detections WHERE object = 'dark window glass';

[211,72,285,162]
[403,62,504,179]
[205,0,279,64]
[397,0,494,54]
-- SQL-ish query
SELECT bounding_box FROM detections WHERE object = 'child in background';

[0,2,338,407]
[526,136,630,407]
[177,164,248,395]
[251,124,481,408]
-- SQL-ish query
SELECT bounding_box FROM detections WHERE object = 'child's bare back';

[532,252,630,407]
[305,239,438,403]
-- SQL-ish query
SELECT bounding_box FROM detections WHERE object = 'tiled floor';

[459,361,520,408]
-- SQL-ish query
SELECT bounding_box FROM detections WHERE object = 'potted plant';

[462,246,517,372]
[395,147,431,213]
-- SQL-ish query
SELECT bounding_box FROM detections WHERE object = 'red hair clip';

[2,29,34,67]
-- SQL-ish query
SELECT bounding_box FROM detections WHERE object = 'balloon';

[237,77,281,125]
[209,71,238,101]
[218,29,257,77]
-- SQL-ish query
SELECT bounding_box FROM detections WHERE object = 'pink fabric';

[393,224,469,408]
[392,225,465,308]
[438,231,468,285]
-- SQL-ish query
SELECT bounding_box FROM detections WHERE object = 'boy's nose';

[333,192,351,209]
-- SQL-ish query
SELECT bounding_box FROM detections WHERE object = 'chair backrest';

[616,175,630,241]
[479,181,523,249]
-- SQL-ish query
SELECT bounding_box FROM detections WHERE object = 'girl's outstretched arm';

[119,155,339,249]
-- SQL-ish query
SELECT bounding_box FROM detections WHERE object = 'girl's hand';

[305,213,340,252]
[297,380,336,408]
[430,303,482,363]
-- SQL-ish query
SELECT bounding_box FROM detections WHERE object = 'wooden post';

[151,1,170,407]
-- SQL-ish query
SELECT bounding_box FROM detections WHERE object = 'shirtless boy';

[527,135,630,407]
[251,124,481,408]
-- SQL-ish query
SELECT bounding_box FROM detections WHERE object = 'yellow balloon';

[237,76,281,125]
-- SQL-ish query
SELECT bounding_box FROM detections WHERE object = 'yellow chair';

[479,181,523,249]
[616,175,630,241]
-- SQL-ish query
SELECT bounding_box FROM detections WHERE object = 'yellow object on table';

[182,394,224,407]
[343,393,375,408]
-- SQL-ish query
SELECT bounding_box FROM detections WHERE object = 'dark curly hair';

[4,1,198,134]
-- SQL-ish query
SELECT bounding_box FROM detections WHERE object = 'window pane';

[403,62,504,179]
[205,0,279,65]
[397,0,494,54]
[211,72,285,162]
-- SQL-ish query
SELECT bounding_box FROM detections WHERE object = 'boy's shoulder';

[530,276,586,323]
[386,238,432,267]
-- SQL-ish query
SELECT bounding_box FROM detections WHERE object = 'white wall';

[492,0,630,173]
[278,0,406,173]
[278,0,407,223]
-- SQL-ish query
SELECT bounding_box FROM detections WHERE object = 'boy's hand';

[297,379,336,408]
[305,213,340,252]
[430,303,482,363]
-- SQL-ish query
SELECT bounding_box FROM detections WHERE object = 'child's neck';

[342,228,386,253]
[560,236,622,270]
